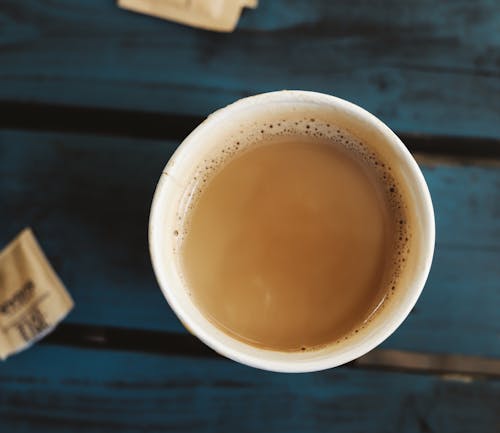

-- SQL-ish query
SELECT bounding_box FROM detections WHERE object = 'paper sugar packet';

[118,0,258,32]
[0,228,73,360]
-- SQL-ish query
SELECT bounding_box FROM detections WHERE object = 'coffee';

[175,122,409,352]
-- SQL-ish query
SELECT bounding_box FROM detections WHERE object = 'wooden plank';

[1,0,500,137]
[0,130,499,357]
[0,345,499,433]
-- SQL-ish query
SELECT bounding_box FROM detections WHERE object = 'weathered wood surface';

[0,345,499,433]
[1,0,500,137]
[1,2,499,431]
[1,130,499,358]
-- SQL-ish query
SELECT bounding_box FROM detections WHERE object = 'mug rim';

[149,90,435,372]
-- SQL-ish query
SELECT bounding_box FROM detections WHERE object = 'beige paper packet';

[0,228,73,360]
[118,0,258,32]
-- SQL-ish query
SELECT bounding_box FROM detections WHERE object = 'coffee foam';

[173,116,410,351]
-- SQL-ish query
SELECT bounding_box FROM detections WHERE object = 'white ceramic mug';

[149,91,435,372]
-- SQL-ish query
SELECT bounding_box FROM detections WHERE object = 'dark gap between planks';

[1,101,500,159]
[42,323,500,379]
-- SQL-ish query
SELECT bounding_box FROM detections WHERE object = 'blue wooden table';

[1,1,499,432]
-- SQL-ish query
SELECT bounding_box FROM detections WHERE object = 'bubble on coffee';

[174,116,410,351]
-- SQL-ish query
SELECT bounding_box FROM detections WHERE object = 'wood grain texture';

[1,0,499,137]
[1,130,499,357]
[0,345,499,433]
